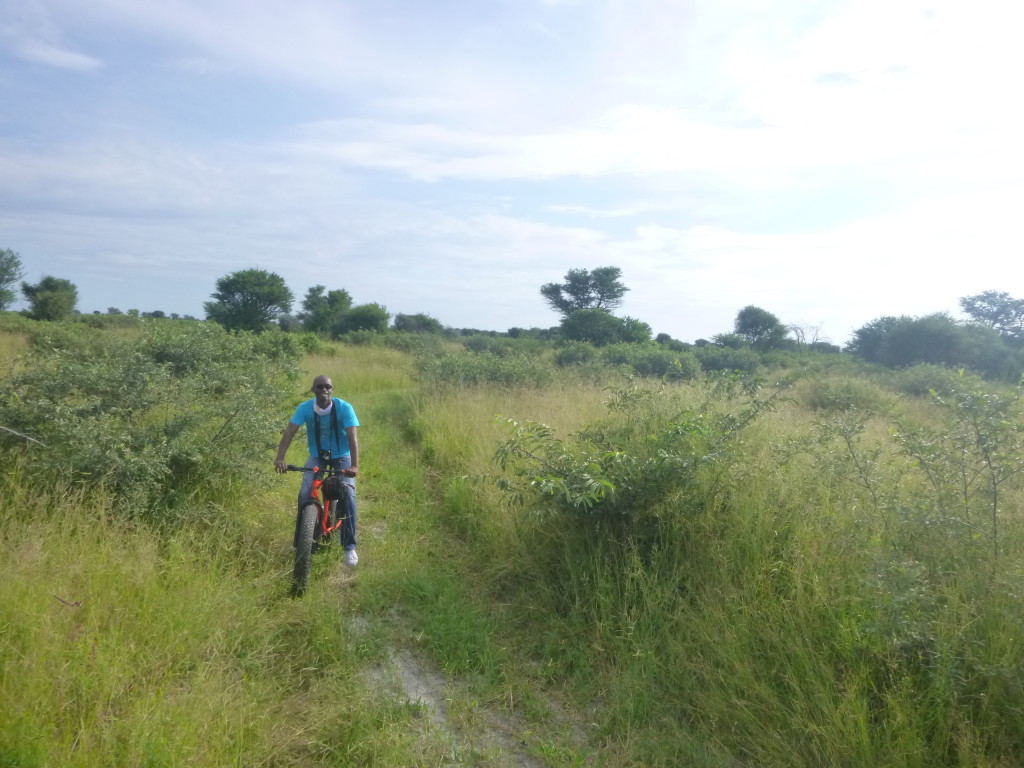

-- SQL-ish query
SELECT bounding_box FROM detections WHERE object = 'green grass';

[3,340,1024,767]
[406,367,1024,766]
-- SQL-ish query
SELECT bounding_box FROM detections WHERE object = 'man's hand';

[274,458,288,473]
[342,465,358,477]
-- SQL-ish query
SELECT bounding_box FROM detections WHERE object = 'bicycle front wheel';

[292,503,318,596]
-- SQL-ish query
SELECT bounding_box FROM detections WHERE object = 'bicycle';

[284,458,355,596]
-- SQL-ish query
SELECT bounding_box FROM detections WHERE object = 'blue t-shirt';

[290,397,359,458]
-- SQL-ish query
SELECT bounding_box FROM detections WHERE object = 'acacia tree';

[298,285,352,334]
[0,248,25,311]
[21,276,78,321]
[204,269,293,332]
[540,267,628,318]
[734,305,789,351]
[959,290,1024,343]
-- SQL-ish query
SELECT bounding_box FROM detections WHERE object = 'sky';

[2,0,1022,345]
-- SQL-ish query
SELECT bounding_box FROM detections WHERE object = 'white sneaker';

[345,549,359,567]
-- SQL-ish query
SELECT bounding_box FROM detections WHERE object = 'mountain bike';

[285,460,354,596]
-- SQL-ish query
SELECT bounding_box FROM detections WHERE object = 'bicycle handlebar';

[285,464,355,476]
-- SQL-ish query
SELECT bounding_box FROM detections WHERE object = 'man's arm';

[344,426,359,476]
[274,422,300,472]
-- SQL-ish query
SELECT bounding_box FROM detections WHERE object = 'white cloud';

[1,1,103,71]
[3,0,1023,341]
[13,38,103,70]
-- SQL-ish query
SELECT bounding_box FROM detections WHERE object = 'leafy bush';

[461,334,549,358]
[885,363,972,397]
[554,341,599,367]
[892,373,1024,563]
[336,328,446,356]
[694,344,760,373]
[801,375,896,413]
[0,322,302,515]
[600,343,701,380]
[495,381,786,541]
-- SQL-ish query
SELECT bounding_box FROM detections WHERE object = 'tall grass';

[0,460,459,767]
[410,367,1024,766]
[5,333,1023,766]
[0,330,28,362]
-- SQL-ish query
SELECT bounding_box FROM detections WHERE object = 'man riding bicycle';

[274,374,360,566]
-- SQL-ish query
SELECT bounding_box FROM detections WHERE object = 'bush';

[800,376,896,413]
[694,345,760,373]
[600,343,701,380]
[495,381,787,542]
[885,364,972,397]
[461,334,549,358]
[554,341,599,367]
[0,322,302,515]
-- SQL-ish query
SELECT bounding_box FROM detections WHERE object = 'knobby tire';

[324,500,337,547]
[293,503,318,596]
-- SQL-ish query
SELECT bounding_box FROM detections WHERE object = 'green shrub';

[554,341,599,367]
[0,322,302,515]
[694,344,760,373]
[461,334,549,358]
[600,343,701,380]
[495,381,787,542]
[801,376,896,413]
[382,331,446,356]
[886,363,970,397]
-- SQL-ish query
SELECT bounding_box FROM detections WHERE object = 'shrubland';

[2,318,1023,767]
[406,358,1024,765]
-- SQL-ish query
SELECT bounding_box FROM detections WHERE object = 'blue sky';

[2,0,1021,344]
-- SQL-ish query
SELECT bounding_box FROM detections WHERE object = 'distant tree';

[0,248,25,311]
[560,309,651,346]
[711,333,749,350]
[205,269,293,332]
[845,316,898,361]
[298,285,353,334]
[847,312,1016,378]
[333,303,390,335]
[277,313,302,332]
[142,310,166,319]
[619,316,653,344]
[541,267,628,318]
[808,341,841,354]
[21,276,78,321]
[393,312,443,334]
[107,307,123,315]
[734,305,789,351]
[959,290,1024,342]
[878,314,969,367]
[655,333,688,352]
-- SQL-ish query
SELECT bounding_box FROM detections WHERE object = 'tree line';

[4,247,1023,381]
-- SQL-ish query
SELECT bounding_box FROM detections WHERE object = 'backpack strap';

[313,398,341,457]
